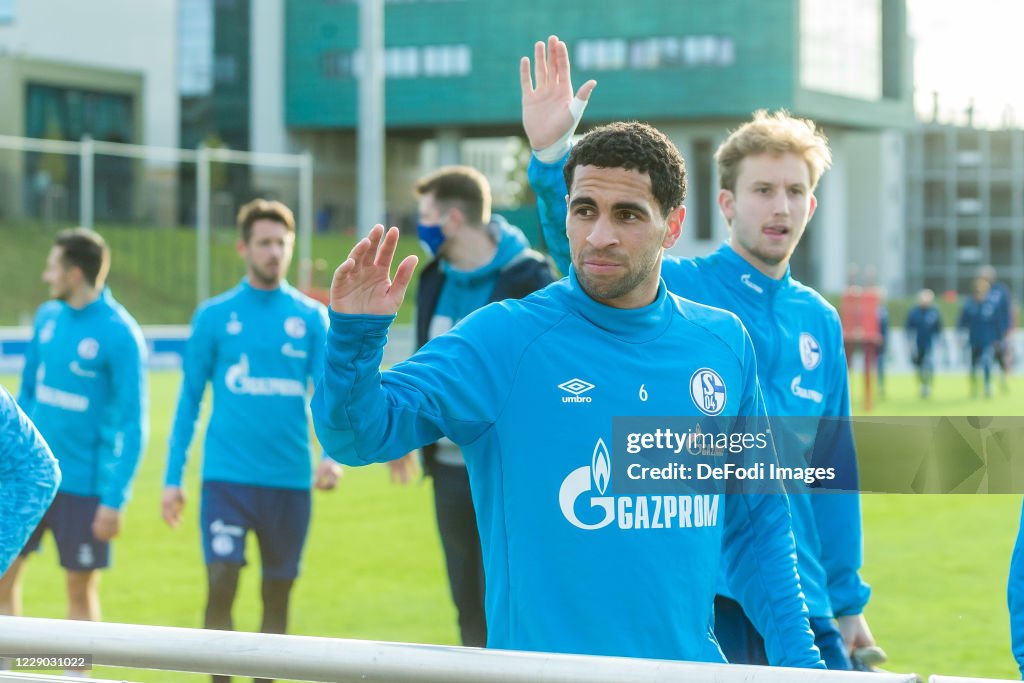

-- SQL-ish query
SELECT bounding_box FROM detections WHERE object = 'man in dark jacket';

[390,165,555,646]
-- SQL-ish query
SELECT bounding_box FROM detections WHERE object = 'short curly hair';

[716,110,832,192]
[564,121,687,217]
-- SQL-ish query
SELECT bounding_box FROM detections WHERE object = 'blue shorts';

[713,595,852,670]
[200,480,311,580]
[20,491,110,571]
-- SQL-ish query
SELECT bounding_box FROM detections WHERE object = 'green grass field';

[2,370,1022,681]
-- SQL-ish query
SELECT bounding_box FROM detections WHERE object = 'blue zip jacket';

[313,271,822,667]
[988,282,1012,338]
[958,296,1000,350]
[165,279,329,490]
[1009,501,1024,678]
[18,289,147,510]
[1,386,61,574]
[528,153,870,618]
[905,305,942,355]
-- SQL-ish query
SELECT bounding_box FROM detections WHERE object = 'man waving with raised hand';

[523,34,875,671]
[313,118,822,666]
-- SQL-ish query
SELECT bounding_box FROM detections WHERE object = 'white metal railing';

[0,674,127,683]
[0,616,921,683]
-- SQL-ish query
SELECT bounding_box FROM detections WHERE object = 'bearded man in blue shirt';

[521,35,875,670]
[312,115,823,666]
[162,199,340,683]
[1,228,148,630]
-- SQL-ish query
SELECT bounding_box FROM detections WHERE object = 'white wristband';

[533,95,590,164]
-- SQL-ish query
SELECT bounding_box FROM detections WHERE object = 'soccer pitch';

[1,370,1021,681]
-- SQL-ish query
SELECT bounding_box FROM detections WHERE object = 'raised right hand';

[519,34,597,151]
[330,225,418,316]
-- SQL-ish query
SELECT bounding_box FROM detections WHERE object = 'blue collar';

[240,277,289,300]
[565,267,674,343]
[713,242,791,296]
[66,287,113,316]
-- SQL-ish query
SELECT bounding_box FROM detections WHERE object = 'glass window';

[214,55,238,84]
[800,0,882,100]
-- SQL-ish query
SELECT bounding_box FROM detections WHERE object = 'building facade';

[906,124,1024,301]
[0,0,178,224]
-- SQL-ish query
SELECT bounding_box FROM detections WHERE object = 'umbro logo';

[558,378,594,403]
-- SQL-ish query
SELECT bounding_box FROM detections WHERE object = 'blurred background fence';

[0,134,313,324]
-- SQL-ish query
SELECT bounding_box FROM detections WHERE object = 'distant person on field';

[905,289,943,398]
[162,199,340,683]
[0,386,61,575]
[978,265,1013,391]
[958,277,999,398]
[1,228,148,640]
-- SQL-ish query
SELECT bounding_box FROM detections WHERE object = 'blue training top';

[19,289,148,510]
[0,386,61,574]
[905,305,943,354]
[1009,501,1024,677]
[313,270,823,667]
[528,152,870,619]
[165,279,328,490]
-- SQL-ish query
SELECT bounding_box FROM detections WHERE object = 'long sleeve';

[311,310,503,465]
[721,334,823,669]
[308,304,331,461]
[17,310,45,414]
[0,387,61,574]
[97,322,149,510]
[164,308,216,487]
[1008,501,1024,678]
[527,152,572,276]
[811,341,871,616]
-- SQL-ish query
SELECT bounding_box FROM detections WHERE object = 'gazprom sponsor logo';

[558,378,595,403]
[791,375,824,403]
[559,439,720,531]
[36,383,90,412]
[224,354,305,397]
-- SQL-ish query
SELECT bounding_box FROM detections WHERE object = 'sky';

[908,0,1024,127]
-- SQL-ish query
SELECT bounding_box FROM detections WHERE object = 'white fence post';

[299,151,314,291]
[79,135,94,229]
[196,143,211,304]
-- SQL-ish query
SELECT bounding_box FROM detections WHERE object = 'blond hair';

[715,110,832,192]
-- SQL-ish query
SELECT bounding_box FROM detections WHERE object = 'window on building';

[800,0,882,100]
[577,35,734,72]
[321,45,471,80]
[214,55,238,84]
[922,227,948,268]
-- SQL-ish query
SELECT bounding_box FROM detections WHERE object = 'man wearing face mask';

[394,165,554,646]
